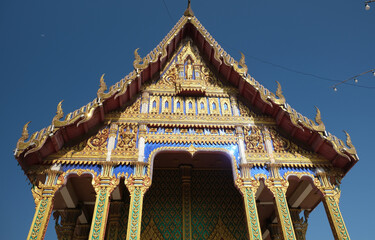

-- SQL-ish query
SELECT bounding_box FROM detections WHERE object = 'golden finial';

[273,81,286,105]
[314,106,323,125]
[184,0,194,17]
[343,130,355,149]
[343,130,357,156]
[97,74,107,99]
[20,121,31,142]
[52,100,64,123]
[133,48,142,69]
[312,106,325,132]
[275,81,283,99]
[17,121,31,145]
[239,52,246,68]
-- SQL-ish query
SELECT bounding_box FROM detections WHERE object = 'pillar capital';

[264,167,296,240]
[125,175,151,195]
[235,176,262,240]
[28,170,64,240]
[88,166,120,240]
[125,175,150,240]
[315,171,350,240]
[235,175,260,195]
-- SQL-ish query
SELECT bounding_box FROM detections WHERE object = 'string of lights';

[331,68,375,91]
[365,0,375,10]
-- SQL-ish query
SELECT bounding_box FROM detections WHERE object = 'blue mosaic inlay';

[61,164,101,174]
[250,166,269,177]
[113,164,134,176]
[279,166,315,177]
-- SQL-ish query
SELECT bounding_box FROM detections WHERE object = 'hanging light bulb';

[354,78,358,83]
[366,3,371,10]
[333,87,337,92]
[372,71,375,76]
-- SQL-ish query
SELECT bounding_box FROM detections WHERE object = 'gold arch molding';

[146,145,241,183]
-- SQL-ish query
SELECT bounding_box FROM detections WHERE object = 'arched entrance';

[141,150,249,240]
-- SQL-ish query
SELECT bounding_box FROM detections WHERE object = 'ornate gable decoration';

[15,13,358,173]
[148,39,226,96]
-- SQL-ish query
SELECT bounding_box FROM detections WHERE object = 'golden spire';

[184,0,194,17]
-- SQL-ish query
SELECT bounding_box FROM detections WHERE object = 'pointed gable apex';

[15,12,358,174]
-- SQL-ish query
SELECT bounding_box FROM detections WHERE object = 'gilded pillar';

[181,165,192,240]
[235,174,262,240]
[27,170,63,240]
[55,208,81,240]
[124,165,151,240]
[290,209,309,240]
[265,164,296,240]
[105,201,123,240]
[316,172,350,240]
[88,164,120,240]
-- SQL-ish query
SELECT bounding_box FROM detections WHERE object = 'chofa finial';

[272,81,285,105]
[314,106,323,125]
[52,100,64,123]
[20,121,31,142]
[184,0,194,17]
[343,130,357,156]
[313,106,325,132]
[97,74,107,99]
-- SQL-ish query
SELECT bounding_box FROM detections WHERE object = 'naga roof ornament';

[15,6,358,173]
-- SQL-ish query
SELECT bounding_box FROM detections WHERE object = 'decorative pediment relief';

[269,127,328,164]
[148,40,226,95]
[50,126,109,159]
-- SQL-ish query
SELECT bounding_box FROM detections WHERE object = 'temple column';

[290,209,309,240]
[27,169,63,240]
[236,178,262,239]
[316,171,350,240]
[180,165,192,240]
[265,164,297,240]
[125,164,151,240]
[235,165,262,240]
[55,208,81,240]
[88,164,119,240]
[268,223,283,240]
[73,224,90,240]
[105,201,123,240]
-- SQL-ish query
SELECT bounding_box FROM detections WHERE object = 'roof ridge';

[15,14,358,169]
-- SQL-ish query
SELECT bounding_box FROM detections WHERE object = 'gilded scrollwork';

[244,126,266,153]
[52,127,109,158]
[112,123,137,157]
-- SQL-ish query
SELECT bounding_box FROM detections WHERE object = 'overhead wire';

[245,54,375,89]
[161,0,174,22]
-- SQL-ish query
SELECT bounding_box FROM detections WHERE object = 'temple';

[15,4,358,240]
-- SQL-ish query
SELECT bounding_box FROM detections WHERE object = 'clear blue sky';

[1,0,374,239]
